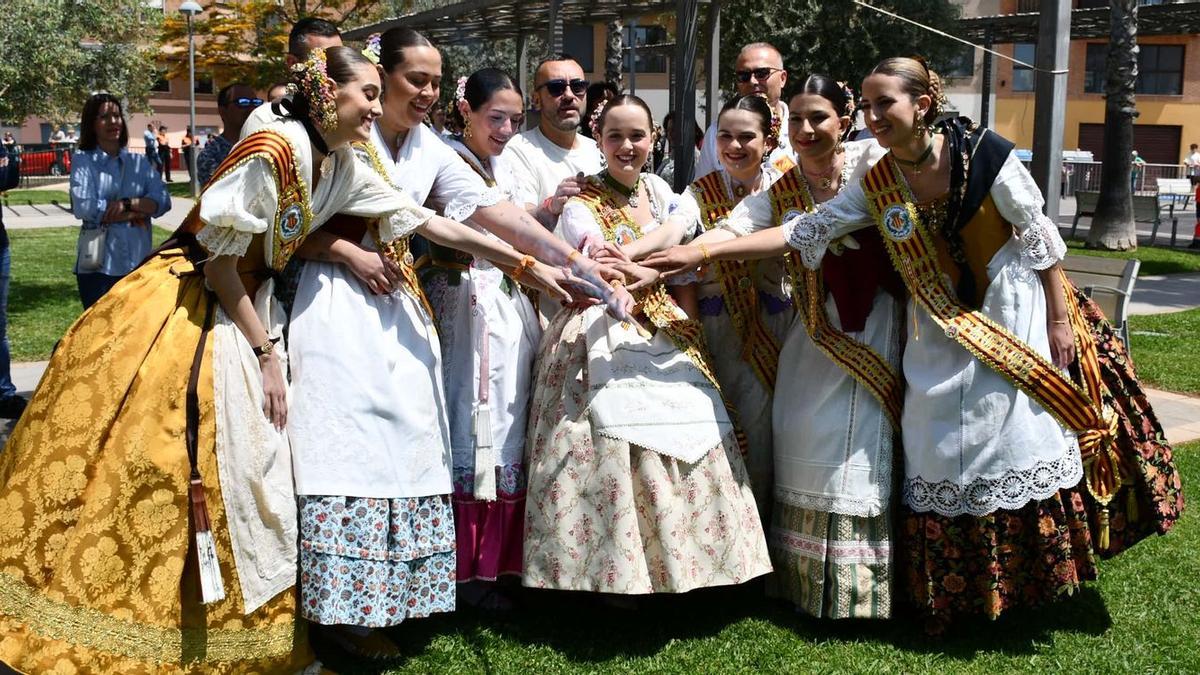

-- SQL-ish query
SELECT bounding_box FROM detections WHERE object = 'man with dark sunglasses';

[696,42,794,177]
[196,82,261,185]
[502,54,603,235]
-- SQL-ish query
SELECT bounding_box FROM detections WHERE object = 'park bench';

[1156,177,1193,209]
[1069,190,1167,245]
[1062,254,1140,350]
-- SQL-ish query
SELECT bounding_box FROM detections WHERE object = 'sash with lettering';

[574,180,750,455]
[690,170,783,392]
[863,130,1124,548]
[770,166,903,432]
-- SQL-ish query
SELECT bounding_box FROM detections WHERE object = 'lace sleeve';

[989,151,1067,270]
[781,205,839,269]
[196,226,254,258]
[196,156,277,258]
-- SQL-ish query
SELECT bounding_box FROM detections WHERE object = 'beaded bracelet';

[698,243,712,265]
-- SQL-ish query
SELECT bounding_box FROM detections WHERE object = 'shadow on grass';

[317,579,1112,673]
[8,279,77,315]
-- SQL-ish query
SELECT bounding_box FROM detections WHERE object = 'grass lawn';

[1067,238,1200,276]
[1129,308,1200,395]
[7,227,168,361]
[317,445,1200,674]
[1,189,70,206]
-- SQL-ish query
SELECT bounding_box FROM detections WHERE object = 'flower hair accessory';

[288,47,339,135]
[754,93,782,147]
[588,100,608,138]
[454,76,468,105]
[362,33,382,65]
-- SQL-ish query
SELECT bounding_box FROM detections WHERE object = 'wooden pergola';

[345,0,722,190]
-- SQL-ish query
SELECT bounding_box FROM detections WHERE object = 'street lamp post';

[180,1,203,199]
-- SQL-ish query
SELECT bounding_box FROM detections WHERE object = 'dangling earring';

[834,138,845,154]
[913,111,927,139]
[463,115,473,140]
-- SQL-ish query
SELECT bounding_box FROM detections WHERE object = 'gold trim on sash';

[770,167,903,431]
[864,155,1121,545]
[691,172,783,392]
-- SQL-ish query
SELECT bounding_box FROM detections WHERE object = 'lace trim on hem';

[443,185,506,224]
[196,224,253,258]
[1018,211,1067,271]
[773,488,885,518]
[782,204,838,269]
[902,440,1083,517]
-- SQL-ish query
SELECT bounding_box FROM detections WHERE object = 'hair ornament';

[753,92,782,147]
[288,47,339,135]
[362,33,382,65]
[588,99,608,138]
[454,76,469,105]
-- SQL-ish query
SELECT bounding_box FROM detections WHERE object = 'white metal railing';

[1021,160,1187,197]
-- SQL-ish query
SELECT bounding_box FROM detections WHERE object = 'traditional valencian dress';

[719,138,902,619]
[435,136,542,583]
[285,120,500,625]
[672,158,794,520]
[0,111,431,672]
[782,118,1183,626]
[523,172,772,594]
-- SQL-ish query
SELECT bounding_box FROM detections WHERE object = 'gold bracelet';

[698,243,712,265]
[1051,319,1069,325]
[511,254,536,282]
[567,249,581,265]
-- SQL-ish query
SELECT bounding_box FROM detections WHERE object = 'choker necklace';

[602,171,642,208]
[893,141,935,175]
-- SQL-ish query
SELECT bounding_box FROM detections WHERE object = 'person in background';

[142,123,160,174]
[181,126,195,180]
[0,140,25,420]
[1184,143,1199,186]
[1131,149,1146,193]
[580,80,619,139]
[696,43,793,177]
[197,82,260,186]
[1,132,15,150]
[156,124,172,182]
[286,16,342,68]
[69,93,171,308]
[268,81,290,103]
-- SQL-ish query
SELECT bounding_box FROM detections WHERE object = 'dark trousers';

[158,146,172,181]
[76,273,122,310]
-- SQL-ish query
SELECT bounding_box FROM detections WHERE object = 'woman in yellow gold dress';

[0,47,440,673]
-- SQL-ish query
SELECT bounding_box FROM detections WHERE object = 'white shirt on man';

[501,126,604,211]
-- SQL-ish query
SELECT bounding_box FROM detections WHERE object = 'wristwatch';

[252,337,280,357]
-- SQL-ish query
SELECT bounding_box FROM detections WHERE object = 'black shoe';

[1189,240,1200,250]
[0,395,27,419]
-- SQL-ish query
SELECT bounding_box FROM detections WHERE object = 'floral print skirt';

[768,501,894,619]
[298,495,456,628]
[899,485,1098,630]
[1073,287,1185,556]
[453,464,527,583]
[522,309,773,594]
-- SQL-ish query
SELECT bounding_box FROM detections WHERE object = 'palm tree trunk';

[605,19,623,88]
[1087,0,1139,250]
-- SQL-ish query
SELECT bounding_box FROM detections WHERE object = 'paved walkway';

[1128,273,1200,316]
[2,193,194,230]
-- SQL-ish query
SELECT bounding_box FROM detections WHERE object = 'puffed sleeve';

[779,180,875,270]
[196,156,278,257]
[428,142,505,222]
[339,149,435,243]
[669,186,703,243]
[989,150,1067,270]
[559,200,602,250]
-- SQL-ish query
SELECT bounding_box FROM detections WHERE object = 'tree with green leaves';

[717,0,962,95]
[0,0,162,122]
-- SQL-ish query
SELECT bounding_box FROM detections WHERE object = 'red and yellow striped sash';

[864,156,1122,543]
[771,167,903,431]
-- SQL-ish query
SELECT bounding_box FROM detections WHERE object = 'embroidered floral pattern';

[783,205,839,270]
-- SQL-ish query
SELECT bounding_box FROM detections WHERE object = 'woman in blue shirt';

[69,93,170,308]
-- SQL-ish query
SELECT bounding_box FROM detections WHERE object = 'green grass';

[7,227,168,361]
[166,181,198,199]
[1129,307,1200,395]
[1067,238,1200,276]
[1,189,70,206]
[321,444,1200,674]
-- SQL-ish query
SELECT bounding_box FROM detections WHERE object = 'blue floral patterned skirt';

[298,495,457,627]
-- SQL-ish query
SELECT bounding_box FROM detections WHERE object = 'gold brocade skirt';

[0,249,310,674]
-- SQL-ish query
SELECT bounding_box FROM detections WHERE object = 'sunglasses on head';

[234,97,264,108]
[537,78,589,97]
[734,67,783,83]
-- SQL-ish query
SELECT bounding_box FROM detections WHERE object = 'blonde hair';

[869,57,945,126]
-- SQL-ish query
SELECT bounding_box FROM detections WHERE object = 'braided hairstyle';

[868,57,945,127]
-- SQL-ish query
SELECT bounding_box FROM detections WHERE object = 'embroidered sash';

[864,156,1122,544]
[692,171,782,392]
[771,167,903,431]
[574,181,749,452]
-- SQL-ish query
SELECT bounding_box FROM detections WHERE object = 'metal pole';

[980,30,993,129]
[1030,0,1070,219]
[671,0,700,192]
[629,18,637,95]
[188,14,198,198]
[516,31,530,129]
[705,1,721,129]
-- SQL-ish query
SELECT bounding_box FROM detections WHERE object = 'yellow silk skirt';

[0,248,310,674]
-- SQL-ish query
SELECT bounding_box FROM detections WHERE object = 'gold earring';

[464,115,472,139]
[834,138,845,154]
[913,111,927,139]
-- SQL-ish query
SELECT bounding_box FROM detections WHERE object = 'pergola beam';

[958,2,1200,44]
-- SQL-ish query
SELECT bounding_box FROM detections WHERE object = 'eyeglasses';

[734,67,784,83]
[234,97,264,108]
[536,78,589,98]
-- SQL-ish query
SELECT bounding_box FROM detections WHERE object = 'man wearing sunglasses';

[502,54,604,233]
[696,42,794,177]
[196,83,261,186]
